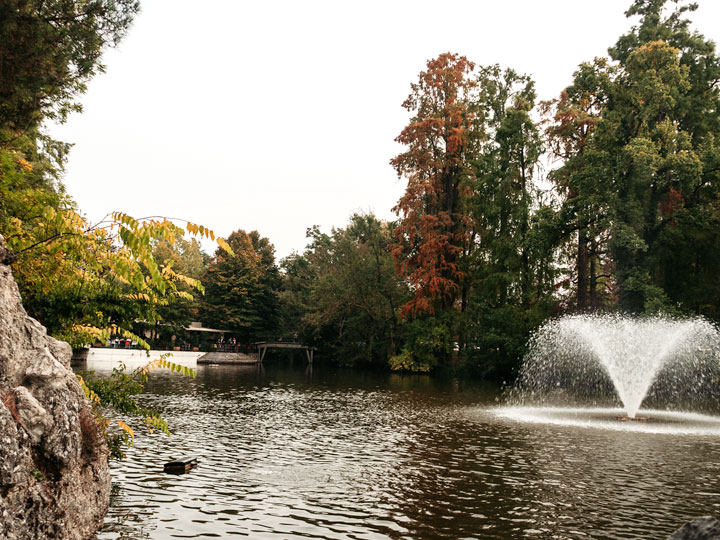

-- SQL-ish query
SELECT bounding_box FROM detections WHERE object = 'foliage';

[543,0,720,316]
[470,66,548,308]
[0,0,227,459]
[4,200,223,348]
[541,59,619,311]
[78,355,196,459]
[391,53,484,318]
[6,0,720,385]
[460,66,557,377]
[201,229,281,343]
[0,0,140,131]
[389,312,455,372]
[0,0,234,346]
[139,236,209,342]
[280,214,409,365]
[391,57,557,373]
[608,2,720,315]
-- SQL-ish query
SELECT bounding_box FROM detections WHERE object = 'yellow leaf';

[118,420,135,444]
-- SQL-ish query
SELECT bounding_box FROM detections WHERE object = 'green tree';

[0,0,140,132]
[296,215,408,365]
[472,66,544,311]
[545,0,720,316]
[608,0,720,316]
[464,66,555,378]
[278,249,315,342]
[278,215,408,365]
[201,230,281,343]
[541,59,618,311]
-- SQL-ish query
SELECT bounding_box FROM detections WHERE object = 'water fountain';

[497,315,720,433]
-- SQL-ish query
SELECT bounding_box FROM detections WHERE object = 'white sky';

[49,0,720,261]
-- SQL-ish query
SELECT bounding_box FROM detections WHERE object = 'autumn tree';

[542,59,618,311]
[391,53,484,318]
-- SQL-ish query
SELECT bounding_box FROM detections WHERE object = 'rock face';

[669,517,720,540]
[0,241,110,539]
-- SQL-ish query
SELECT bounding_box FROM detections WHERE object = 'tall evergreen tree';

[465,67,555,377]
[608,0,720,315]
[202,230,281,343]
[546,0,720,315]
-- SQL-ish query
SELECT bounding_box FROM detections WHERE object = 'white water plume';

[513,315,720,418]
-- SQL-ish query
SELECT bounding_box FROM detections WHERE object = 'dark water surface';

[92,364,720,539]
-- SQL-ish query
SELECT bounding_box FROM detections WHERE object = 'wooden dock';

[255,341,314,364]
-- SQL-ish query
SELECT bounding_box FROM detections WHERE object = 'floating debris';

[164,457,199,474]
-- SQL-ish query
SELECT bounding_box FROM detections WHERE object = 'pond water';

[90,363,720,539]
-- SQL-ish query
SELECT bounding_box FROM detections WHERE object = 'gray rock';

[669,517,720,540]
[0,237,110,540]
[13,386,52,444]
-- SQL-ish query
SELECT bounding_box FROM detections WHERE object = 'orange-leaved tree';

[391,53,484,319]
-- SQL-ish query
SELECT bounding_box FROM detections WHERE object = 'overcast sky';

[49,0,720,261]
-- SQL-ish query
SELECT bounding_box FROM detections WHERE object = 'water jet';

[499,315,720,432]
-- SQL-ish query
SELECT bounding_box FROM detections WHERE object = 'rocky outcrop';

[0,237,110,540]
[669,517,720,540]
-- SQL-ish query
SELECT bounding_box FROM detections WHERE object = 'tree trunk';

[589,241,598,310]
[577,230,589,311]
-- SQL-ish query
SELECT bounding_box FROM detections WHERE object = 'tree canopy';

[201,230,281,343]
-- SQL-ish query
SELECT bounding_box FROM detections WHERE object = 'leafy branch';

[77,354,196,460]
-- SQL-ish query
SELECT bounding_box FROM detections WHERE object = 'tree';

[541,59,618,311]
[472,66,544,311]
[282,214,408,365]
[544,0,720,316]
[0,0,230,459]
[605,40,696,311]
[608,0,720,316]
[0,0,140,133]
[464,66,556,378]
[0,0,216,346]
[391,53,484,318]
[5,208,220,349]
[201,230,281,343]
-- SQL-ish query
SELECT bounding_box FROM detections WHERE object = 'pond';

[90,363,720,539]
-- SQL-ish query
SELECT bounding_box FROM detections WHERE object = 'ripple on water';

[94,365,720,540]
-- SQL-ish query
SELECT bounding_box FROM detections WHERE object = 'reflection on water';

[88,364,720,539]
